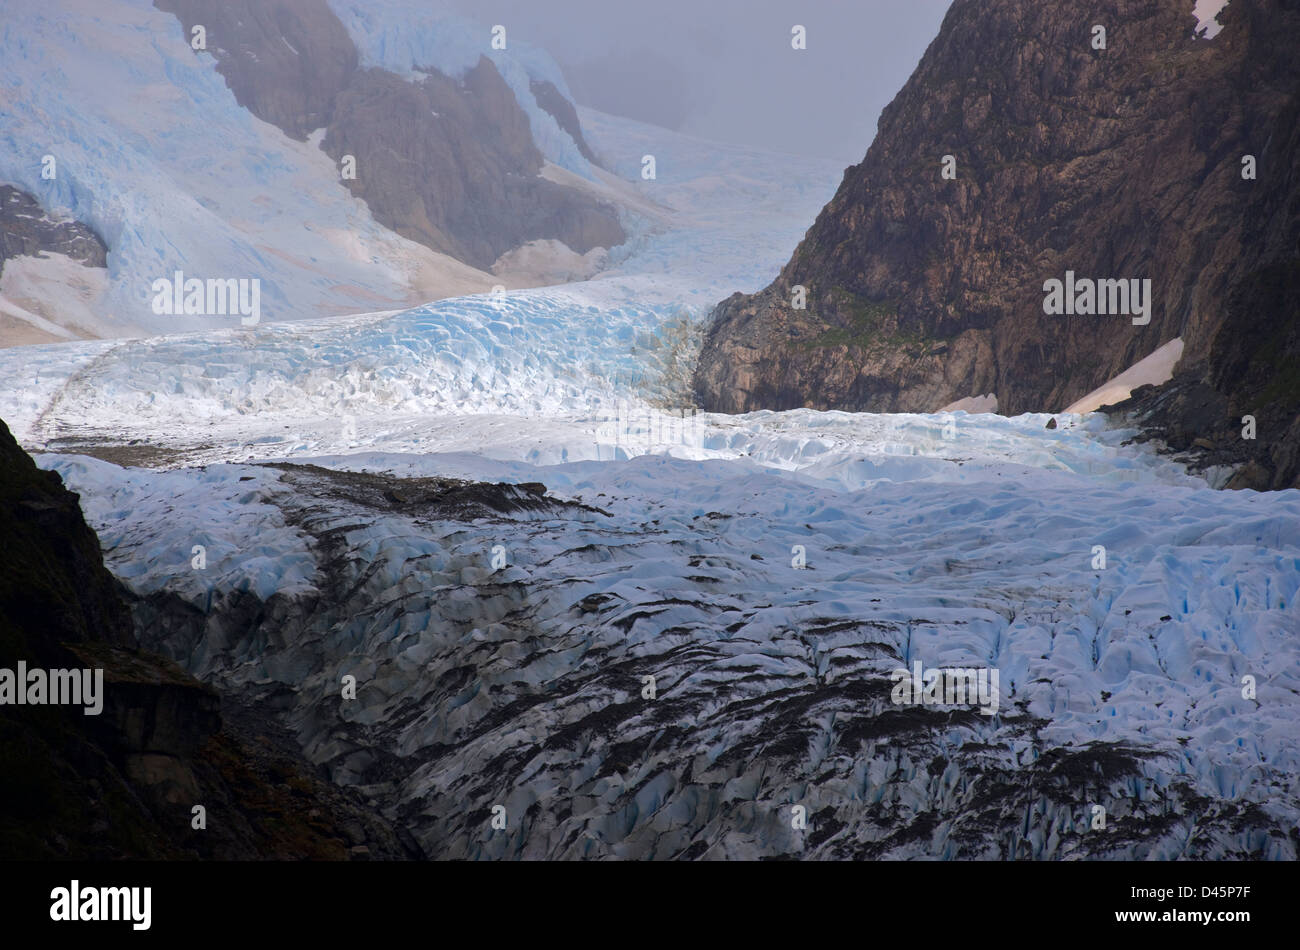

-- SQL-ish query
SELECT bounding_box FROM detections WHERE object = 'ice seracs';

[5,73,1296,859]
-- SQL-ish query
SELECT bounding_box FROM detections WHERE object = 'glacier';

[38,424,1300,858]
[3,96,1298,859]
[0,0,605,339]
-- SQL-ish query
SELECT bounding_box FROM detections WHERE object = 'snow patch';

[1064,338,1184,414]
[940,393,998,414]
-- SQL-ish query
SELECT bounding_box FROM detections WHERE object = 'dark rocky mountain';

[531,79,600,165]
[0,417,418,859]
[694,0,1299,486]
[1102,258,1300,489]
[154,0,624,271]
[0,185,106,280]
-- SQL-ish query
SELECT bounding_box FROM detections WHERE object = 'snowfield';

[3,105,1298,859]
[0,0,640,341]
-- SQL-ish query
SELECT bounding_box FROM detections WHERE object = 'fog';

[447,0,953,163]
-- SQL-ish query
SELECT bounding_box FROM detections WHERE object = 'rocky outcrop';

[0,185,107,280]
[323,62,624,269]
[154,0,357,140]
[0,417,418,858]
[531,79,600,165]
[1102,260,1300,489]
[695,0,1300,420]
[154,0,624,271]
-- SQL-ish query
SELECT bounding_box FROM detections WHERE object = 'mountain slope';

[694,0,1300,432]
[0,185,109,345]
[155,0,625,270]
[0,0,626,342]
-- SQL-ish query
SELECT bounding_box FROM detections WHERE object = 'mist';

[446,0,954,163]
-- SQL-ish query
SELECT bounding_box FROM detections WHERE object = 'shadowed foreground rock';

[0,417,418,859]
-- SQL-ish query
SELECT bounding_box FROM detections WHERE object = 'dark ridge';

[0,184,107,281]
[694,0,1300,438]
[262,461,611,518]
[530,79,600,165]
[0,416,416,859]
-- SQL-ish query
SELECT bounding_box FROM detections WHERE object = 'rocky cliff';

[694,0,1299,446]
[154,0,357,140]
[322,61,623,269]
[0,185,107,280]
[154,0,624,271]
[0,417,417,859]
[1100,257,1300,489]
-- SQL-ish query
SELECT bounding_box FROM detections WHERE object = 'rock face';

[154,0,357,140]
[154,0,624,271]
[323,62,624,269]
[1102,260,1300,489]
[531,79,600,164]
[0,417,417,859]
[694,0,1300,419]
[0,185,107,280]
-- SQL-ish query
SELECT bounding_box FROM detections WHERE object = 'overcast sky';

[448,0,954,163]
